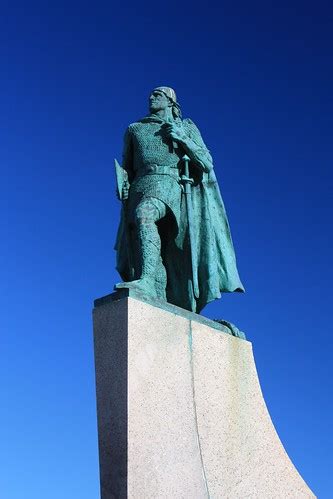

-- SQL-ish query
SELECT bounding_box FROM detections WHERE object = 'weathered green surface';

[115,87,244,313]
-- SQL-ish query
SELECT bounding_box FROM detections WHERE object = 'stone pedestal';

[93,293,315,498]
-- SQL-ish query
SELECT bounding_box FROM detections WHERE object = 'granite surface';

[93,295,315,498]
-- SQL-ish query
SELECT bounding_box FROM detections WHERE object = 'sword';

[181,154,199,299]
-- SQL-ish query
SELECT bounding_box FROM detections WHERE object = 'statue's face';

[149,90,170,113]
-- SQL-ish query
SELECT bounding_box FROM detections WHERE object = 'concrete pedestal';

[93,293,315,498]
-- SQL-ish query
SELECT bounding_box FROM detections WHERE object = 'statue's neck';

[151,108,173,121]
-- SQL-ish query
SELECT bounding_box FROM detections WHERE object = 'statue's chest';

[133,124,166,152]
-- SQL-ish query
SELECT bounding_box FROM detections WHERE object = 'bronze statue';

[115,86,244,312]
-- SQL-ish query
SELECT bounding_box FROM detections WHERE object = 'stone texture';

[93,295,315,498]
[190,321,315,498]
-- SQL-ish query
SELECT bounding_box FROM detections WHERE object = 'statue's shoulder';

[127,121,142,133]
[126,119,152,137]
[182,117,202,137]
[182,117,199,130]
[182,117,195,125]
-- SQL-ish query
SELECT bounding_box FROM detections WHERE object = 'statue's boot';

[115,220,167,300]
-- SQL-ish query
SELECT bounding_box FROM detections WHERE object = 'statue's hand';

[164,123,187,143]
[116,182,129,201]
[122,182,129,200]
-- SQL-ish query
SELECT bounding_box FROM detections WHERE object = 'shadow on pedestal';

[93,297,128,499]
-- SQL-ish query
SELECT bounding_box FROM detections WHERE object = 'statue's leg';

[136,198,167,298]
[116,198,167,299]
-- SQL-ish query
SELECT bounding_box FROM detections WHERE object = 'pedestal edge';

[93,289,247,340]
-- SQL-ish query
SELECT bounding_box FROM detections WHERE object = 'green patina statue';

[115,86,244,313]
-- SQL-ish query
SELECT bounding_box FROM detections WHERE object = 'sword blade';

[182,155,199,299]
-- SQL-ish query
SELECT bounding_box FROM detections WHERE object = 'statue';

[114,86,244,313]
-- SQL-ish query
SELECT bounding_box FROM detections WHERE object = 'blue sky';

[1,1,332,497]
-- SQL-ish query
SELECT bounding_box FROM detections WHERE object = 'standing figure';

[115,87,244,313]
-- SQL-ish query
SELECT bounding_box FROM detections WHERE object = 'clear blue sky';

[1,1,332,497]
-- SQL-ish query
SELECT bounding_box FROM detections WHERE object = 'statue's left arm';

[167,119,213,172]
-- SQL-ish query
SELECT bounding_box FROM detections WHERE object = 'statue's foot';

[115,277,157,298]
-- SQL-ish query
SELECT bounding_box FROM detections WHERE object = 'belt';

[137,164,180,177]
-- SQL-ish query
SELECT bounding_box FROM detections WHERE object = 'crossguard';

[181,175,194,185]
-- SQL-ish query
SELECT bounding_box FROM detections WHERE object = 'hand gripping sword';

[181,154,199,299]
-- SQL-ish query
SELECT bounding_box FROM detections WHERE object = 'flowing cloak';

[115,116,244,313]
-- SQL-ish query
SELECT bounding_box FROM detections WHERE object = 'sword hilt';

[181,155,194,188]
[182,154,190,177]
[181,175,194,186]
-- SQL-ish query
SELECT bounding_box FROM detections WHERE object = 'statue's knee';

[135,201,159,224]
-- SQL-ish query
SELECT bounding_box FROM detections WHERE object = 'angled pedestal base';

[93,293,315,498]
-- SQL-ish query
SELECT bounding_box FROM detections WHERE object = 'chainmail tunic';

[127,121,184,170]
[123,120,184,225]
[129,174,182,224]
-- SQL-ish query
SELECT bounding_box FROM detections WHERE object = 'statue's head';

[149,86,182,118]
